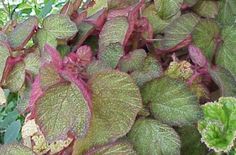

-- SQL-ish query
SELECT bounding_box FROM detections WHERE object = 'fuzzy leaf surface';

[141,76,201,126]
[128,119,181,155]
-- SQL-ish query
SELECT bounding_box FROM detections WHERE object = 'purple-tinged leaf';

[0,42,10,82]
[99,16,129,52]
[73,71,142,154]
[35,81,91,142]
[43,14,78,40]
[188,45,207,67]
[8,16,38,50]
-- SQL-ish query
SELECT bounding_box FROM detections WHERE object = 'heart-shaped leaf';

[43,14,78,40]
[192,19,220,60]
[99,16,129,52]
[35,82,91,142]
[0,42,10,81]
[73,71,142,154]
[154,0,183,20]
[198,97,236,152]
[0,144,34,155]
[85,141,136,155]
[216,26,236,77]
[159,13,199,50]
[141,76,202,126]
[99,43,124,68]
[8,16,38,50]
[128,119,181,155]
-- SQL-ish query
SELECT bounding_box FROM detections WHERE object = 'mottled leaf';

[86,60,112,76]
[99,43,124,68]
[154,0,183,20]
[128,119,181,155]
[141,76,202,126]
[198,97,236,152]
[5,61,25,92]
[8,16,38,50]
[35,82,91,142]
[24,49,40,75]
[192,19,220,60]
[0,42,10,81]
[87,0,108,16]
[119,49,147,73]
[160,13,199,50]
[99,16,129,52]
[43,14,78,40]
[131,56,162,87]
[73,71,142,154]
[216,26,236,77]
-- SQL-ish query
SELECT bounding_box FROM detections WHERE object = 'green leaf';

[142,4,169,34]
[35,82,91,142]
[217,0,236,26]
[128,119,181,155]
[99,16,129,52]
[99,43,124,69]
[86,141,136,155]
[210,67,236,97]
[0,42,10,81]
[24,49,40,75]
[141,76,202,126]
[87,0,108,16]
[39,64,62,89]
[4,120,21,144]
[0,144,34,155]
[183,0,199,7]
[5,61,25,92]
[131,56,162,87]
[216,26,236,77]
[43,14,78,40]
[154,0,183,20]
[35,29,57,56]
[119,49,147,73]
[193,1,219,18]
[86,60,112,77]
[160,13,199,50]
[73,71,142,154]
[0,32,8,42]
[8,16,38,50]
[39,1,53,18]
[57,45,71,58]
[198,97,236,152]
[192,19,220,60]
[0,110,19,129]
[177,125,207,155]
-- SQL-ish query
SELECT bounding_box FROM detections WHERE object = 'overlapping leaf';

[7,16,38,50]
[35,82,91,142]
[0,144,34,155]
[193,1,219,18]
[128,119,181,155]
[216,26,236,77]
[73,71,142,154]
[192,19,220,60]
[159,13,199,50]
[217,0,236,26]
[0,42,10,81]
[141,76,202,126]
